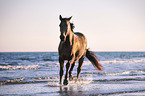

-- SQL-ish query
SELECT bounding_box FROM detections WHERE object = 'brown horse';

[58,15,103,85]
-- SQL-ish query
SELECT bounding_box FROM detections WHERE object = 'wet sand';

[1,79,145,96]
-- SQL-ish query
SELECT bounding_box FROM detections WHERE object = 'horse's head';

[59,15,72,41]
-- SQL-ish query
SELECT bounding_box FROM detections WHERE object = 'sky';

[0,0,145,52]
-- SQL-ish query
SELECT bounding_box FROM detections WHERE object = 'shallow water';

[0,52,145,95]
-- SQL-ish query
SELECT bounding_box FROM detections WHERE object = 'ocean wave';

[42,63,59,67]
[0,75,92,86]
[19,58,35,61]
[94,77,145,82]
[81,70,145,76]
[100,59,145,64]
[0,76,59,86]
[82,59,145,66]
[1,72,144,86]
[0,78,24,85]
[103,70,145,76]
[0,64,40,70]
[30,76,59,80]
[43,59,53,61]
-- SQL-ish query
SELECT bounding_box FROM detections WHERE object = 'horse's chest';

[59,44,72,59]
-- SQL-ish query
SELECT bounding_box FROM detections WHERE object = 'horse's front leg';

[63,55,75,85]
[69,62,75,81]
[63,61,70,85]
[59,57,64,85]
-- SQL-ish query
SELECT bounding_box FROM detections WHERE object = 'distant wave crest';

[100,59,145,64]
[0,64,40,70]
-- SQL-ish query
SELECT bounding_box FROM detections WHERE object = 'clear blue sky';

[0,0,145,52]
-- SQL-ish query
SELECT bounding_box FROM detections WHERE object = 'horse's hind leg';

[59,57,64,85]
[69,62,76,81]
[77,56,85,79]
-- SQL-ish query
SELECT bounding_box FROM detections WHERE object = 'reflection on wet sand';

[47,78,93,95]
[56,80,145,96]
[58,85,88,96]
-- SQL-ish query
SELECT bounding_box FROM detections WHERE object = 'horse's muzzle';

[60,35,65,41]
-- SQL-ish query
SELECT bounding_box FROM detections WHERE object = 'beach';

[1,80,145,95]
[0,52,145,95]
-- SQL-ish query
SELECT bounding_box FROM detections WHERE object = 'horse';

[58,15,103,85]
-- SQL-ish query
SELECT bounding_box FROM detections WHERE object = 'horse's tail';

[86,49,103,71]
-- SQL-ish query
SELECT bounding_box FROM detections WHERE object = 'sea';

[0,52,145,95]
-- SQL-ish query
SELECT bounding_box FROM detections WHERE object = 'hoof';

[63,79,68,85]
[69,76,73,81]
[59,82,62,85]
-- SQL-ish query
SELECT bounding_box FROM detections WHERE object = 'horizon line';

[0,50,145,53]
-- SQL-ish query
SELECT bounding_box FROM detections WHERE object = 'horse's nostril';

[60,35,64,41]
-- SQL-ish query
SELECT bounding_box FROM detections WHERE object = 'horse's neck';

[65,31,74,46]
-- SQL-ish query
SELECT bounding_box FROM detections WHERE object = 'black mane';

[70,23,75,32]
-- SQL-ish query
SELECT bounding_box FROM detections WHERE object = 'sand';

[1,80,145,96]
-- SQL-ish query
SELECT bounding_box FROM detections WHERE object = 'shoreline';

[1,80,145,96]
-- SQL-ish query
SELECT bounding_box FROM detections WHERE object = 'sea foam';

[0,64,40,70]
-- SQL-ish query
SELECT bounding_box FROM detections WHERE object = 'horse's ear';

[59,15,62,20]
[67,16,72,21]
